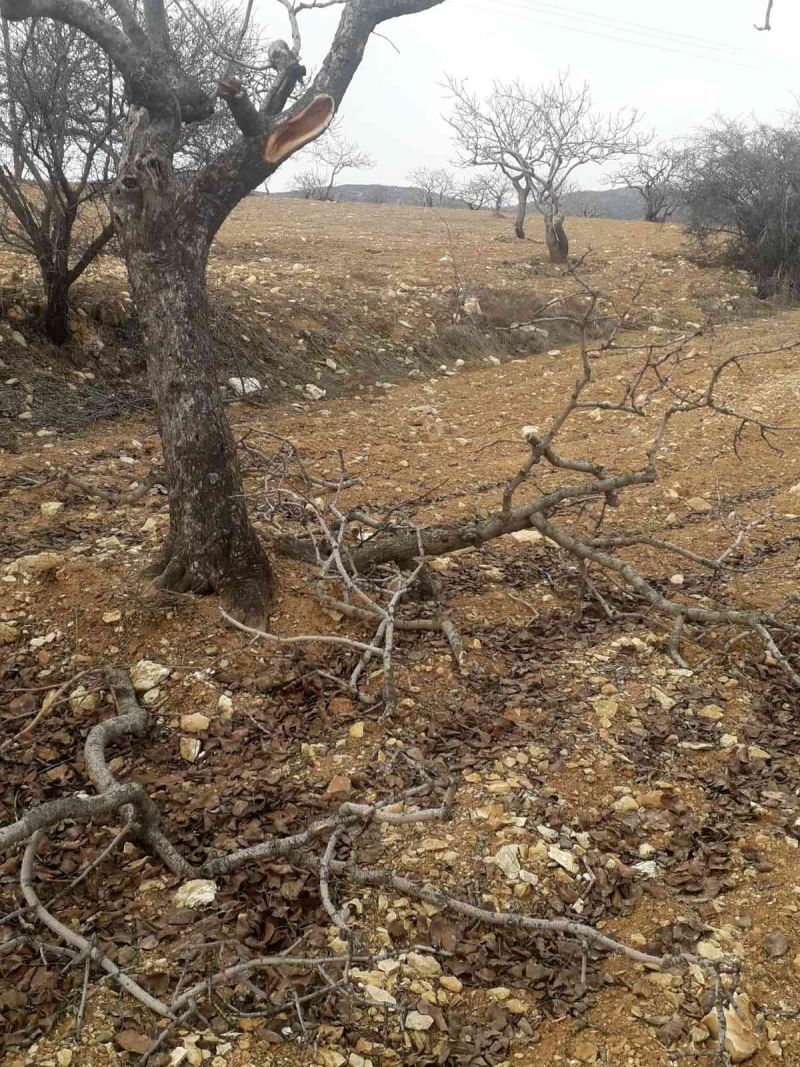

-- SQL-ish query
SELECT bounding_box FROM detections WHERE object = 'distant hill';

[272,183,650,221]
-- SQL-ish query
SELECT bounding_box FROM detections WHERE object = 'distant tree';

[407,166,456,207]
[680,115,800,297]
[447,72,648,257]
[612,145,684,222]
[292,168,324,199]
[565,189,600,218]
[0,18,120,343]
[456,170,510,212]
[302,120,373,201]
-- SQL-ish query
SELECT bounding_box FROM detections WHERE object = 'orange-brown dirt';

[1,202,800,1066]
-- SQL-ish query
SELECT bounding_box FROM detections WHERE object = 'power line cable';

[461,0,793,75]
[503,0,798,66]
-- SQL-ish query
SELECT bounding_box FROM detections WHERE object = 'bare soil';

[2,201,800,1066]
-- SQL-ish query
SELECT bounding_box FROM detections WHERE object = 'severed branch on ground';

[269,274,800,687]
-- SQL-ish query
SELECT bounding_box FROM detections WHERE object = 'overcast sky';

[268,0,800,191]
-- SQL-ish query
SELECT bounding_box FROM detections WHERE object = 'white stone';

[548,845,579,875]
[363,983,396,1007]
[405,1011,435,1031]
[131,659,171,693]
[304,383,327,401]
[180,737,201,762]
[6,551,62,576]
[634,860,659,878]
[69,686,99,715]
[510,528,542,544]
[463,296,482,317]
[696,939,725,962]
[40,501,64,518]
[0,621,19,644]
[227,376,262,396]
[173,879,217,908]
[490,843,521,880]
[406,952,442,977]
[181,713,210,733]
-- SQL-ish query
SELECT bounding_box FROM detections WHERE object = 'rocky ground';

[1,202,800,1066]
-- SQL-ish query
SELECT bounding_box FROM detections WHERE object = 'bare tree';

[407,165,455,207]
[302,119,373,200]
[456,169,510,212]
[0,0,445,627]
[0,19,120,343]
[447,72,647,256]
[291,166,324,199]
[612,144,684,223]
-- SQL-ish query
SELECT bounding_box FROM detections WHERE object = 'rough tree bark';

[512,178,527,239]
[0,0,446,627]
[545,211,569,263]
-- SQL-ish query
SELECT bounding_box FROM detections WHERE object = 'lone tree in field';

[456,170,510,212]
[407,165,455,207]
[302,119,374,200]
[0,18,120,343]
[447,72,647,256]
[612,144,684,223]
[0,0,445,626]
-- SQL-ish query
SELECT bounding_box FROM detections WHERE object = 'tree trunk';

[41,269,69,344]
[545,212,569,264]
[514,184,527,239]
[124,223,275,627]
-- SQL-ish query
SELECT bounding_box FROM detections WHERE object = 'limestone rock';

[181,713,210,733]
[173,879,217,908]
[131,659,171,693]
[699,704,724,721]
[69,686,99,715]
[406,952,442,978]
[490,843,521,880]
[510,528,542,544]
[180,737,201,762]
[405,1011,434,1031]
[363,984,396,1007]
[0,621,19,644]
[696,939,724,962]
[40,501,64,518]
[6,551,63,576]
[227,376,262,396]
[702,993,760,1063]
[548,845,579,874]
